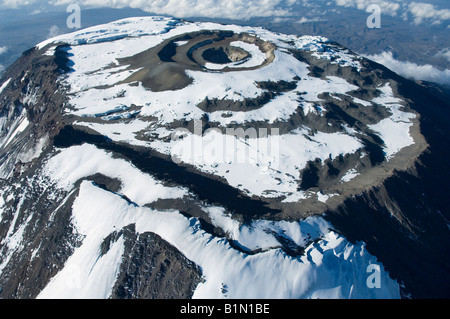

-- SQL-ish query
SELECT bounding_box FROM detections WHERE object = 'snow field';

[37,145,400,299]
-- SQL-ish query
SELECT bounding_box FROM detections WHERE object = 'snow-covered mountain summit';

[0,16,447,299]
[36,16,425,209]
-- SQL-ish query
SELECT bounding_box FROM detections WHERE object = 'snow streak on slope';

[0,108,29,151]
[0,78,11,95]
[37,145,400,299]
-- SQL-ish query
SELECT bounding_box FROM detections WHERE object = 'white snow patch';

[341,168,360,182]
[0,196,31,276]
[38,181,401,299]
[204,205,330,252]
[369,83,416,159]
[157,127,363,199]
[294,36,362,70]
[43,144,187,206]
[18,135,49,163]
[0,78,11,95]
[36,16,179,50]
[317,192,338,203]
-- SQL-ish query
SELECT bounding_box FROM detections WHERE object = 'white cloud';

[408,2,450,25]
[1,0,36,8]
[334,0,401,17]
[435,48,450,63]
[49,0,297,19]
[296,17,326,24]
[3,0,448,26]
[47,25,60,39]
[332,0,450,25]
[0,46,8,55]
[365,51,450,85]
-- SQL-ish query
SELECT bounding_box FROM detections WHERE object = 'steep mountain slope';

[325,76,450,298]
[0,16,448,299]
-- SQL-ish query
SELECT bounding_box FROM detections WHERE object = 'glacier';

[36,144,400,299]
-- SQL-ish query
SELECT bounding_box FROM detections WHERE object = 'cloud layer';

[48,0,296,20]
[408,2,450,25]
[1,0,35,8]
[47,25,60,38]
[365,51,450,85]
[333,0,450,25]
[334,0,401,16]
[1,1,448,84]
[2,0,449,25]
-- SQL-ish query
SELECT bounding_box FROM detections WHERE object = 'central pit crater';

[118,30,276,91]
[202,46,250,64]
